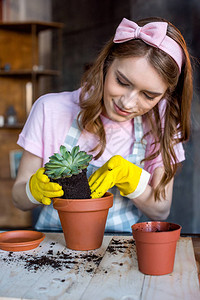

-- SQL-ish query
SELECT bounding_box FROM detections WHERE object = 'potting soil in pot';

[52,169,91,199]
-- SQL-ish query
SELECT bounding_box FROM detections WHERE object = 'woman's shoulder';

[34,88,81,110]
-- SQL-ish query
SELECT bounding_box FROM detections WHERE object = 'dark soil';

[107,238,135,255]
[2,243,103,274]
[1,238,135,277]
[51,169,91,199]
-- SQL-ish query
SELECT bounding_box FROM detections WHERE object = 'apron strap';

[133,116,143,142]
[129,116,146,167]
[63,117,81,151]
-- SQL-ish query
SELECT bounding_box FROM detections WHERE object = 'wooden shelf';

[0,21,64,33]
[0,123,24,129]
[0,20,63,228]
[0,69,61,77]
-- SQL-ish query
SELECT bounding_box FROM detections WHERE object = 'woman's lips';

[113,102,132,116]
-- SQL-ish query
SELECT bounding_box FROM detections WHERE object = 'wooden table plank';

[81,236,144,300]
[0,233,66,298]
[141,237,200,300]
[0,234,112,300]
[0,233,199,300]
[23,236,112,300]
[192,236,200,282]
[81,237,200,300]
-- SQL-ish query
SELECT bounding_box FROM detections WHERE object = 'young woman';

[12,17,193,232]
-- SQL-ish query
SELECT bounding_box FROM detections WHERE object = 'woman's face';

[103,56,168,122]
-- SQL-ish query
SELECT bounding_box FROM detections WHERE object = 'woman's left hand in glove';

[88,155,150,199]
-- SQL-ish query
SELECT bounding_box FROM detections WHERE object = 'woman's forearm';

[131,166,174,220]
[131,183,173,220]
[12,181,40,211]
[12,150,43,211]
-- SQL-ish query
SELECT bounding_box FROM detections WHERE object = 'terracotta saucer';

[0,230,45,252]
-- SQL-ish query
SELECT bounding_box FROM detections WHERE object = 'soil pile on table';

[1,242,102,273]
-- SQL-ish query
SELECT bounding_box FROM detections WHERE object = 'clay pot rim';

[131,221,182,234]
[54,192,112,202]
[53,192,113,212]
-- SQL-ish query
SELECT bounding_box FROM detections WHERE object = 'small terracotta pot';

[53,192,113,251]
[132,221,181,275]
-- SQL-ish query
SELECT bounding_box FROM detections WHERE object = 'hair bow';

[114,18,168,47]
[113,18,183,72]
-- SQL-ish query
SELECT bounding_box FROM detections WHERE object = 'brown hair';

[78,17,193,200]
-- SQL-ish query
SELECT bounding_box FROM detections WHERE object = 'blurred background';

[0,0,199,233]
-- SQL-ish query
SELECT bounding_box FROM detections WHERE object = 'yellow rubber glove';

[89,155,150,199]
[28,168,64,205]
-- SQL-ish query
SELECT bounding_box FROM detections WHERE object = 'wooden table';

[0,233,199,300]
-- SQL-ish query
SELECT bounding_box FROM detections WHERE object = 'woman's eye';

[116,77,129,87]
[143,93,154,100]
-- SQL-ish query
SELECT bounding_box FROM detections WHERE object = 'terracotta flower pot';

[131,221,181,275]
[53,192,113,251]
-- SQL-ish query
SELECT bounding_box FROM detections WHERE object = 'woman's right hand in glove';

[28,167,64,205]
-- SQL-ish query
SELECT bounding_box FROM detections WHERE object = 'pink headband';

[113,18,183,72]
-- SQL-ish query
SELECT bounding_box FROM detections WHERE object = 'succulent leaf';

[64,155,73,165]
[71,145,80,158]
[45,169,57,176]
[60,145,67,157]
[53,153,63,161]
[44,145,93,179]
[62,168,71,176]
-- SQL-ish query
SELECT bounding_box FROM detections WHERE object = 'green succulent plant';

[44,145,93,179]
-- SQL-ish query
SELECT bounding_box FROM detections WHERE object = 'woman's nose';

[121,91,138,109]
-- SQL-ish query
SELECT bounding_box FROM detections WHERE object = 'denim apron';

[35,115,146,233]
